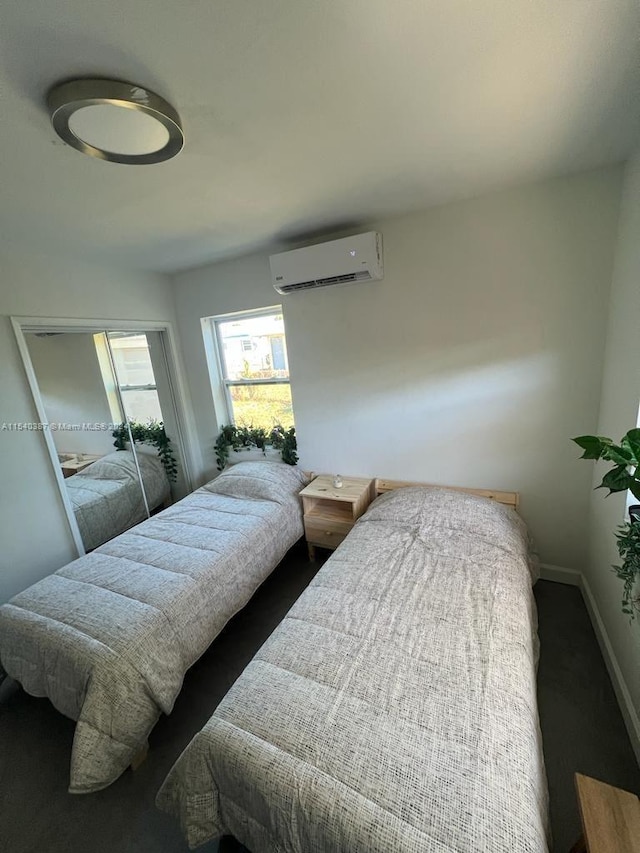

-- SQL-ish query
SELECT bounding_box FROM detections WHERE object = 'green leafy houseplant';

[573,429,640,618]
[214,424,298,471]
[112,420,178,483]
[572,429,640,500]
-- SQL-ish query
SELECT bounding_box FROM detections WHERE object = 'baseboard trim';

[539,562,640,766]
[539,563,582,586]
[578,574,640,766]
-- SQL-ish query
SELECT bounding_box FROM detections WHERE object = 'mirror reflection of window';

[105,330,187,500]
[107,333,163,423]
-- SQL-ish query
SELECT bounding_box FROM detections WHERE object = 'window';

[209,308,294,429]
[105,333,163,423]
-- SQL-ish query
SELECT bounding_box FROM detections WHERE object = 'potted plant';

[573,429,640,617]
[214,424,298,471]
[112,420,178,483]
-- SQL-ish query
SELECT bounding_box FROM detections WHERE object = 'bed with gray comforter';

[157,485,549,852]
[0,461,307,794]
[66,450,170,551]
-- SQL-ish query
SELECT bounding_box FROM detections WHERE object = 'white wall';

[0,249,178,603]
[585,151,640,723]
[25,332,116,456]
[171,166,622,571]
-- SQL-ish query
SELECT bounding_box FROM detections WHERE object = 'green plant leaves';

[602,445,634,466]
[214,423,298,471]
[622,428,640,464]
[575,430,640,617]
[112,421,178,483]
[572,435,611,459]
[599,465,633,494]
[613,519,640,619]
[574,432,640,496]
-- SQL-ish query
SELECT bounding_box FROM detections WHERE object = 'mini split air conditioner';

[270,232,383,295]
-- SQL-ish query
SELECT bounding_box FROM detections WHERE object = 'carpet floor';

[1,543,638,852]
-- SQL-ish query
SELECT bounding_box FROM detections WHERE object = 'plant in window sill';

[573,429,640,617]
[112,420,178,483]
[214,424,298,471]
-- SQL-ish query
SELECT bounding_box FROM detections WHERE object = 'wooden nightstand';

[60,454,103,478]
[571,773,640,852]
[300,475,375,561]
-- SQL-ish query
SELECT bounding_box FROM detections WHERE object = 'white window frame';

[108,334,160,394]
[96,333,163,424]
[209,306,291,426]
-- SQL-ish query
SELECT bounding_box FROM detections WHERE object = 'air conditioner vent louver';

[279,270,372,294]
[270,232,383,295]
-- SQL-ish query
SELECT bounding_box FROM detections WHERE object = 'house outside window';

[208,307,294,428]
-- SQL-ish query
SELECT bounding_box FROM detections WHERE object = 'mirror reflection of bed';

[59,449,170,551]
[22,327,187,553]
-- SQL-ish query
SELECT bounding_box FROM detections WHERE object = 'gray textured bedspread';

[0,462,307,794]
[157,486,549,852]
[67,450,170,550]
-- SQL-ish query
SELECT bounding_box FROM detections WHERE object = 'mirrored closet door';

[17,322,190,556]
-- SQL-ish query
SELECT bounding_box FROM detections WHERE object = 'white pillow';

[203,461,308,503]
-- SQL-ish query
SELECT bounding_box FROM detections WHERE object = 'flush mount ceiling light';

[47,78,184,165]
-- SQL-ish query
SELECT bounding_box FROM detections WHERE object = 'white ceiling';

[1,0,639,273]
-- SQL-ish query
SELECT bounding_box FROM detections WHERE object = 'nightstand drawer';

[304,520,351,550]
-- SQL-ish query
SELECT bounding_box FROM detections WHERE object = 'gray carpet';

[0,545,638,852]
[534,580,640,850]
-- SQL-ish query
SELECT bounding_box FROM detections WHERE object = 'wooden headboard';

[374,479,519,511]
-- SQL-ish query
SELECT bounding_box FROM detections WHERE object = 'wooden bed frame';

[374,479,519,511]
[302,472,520,511]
